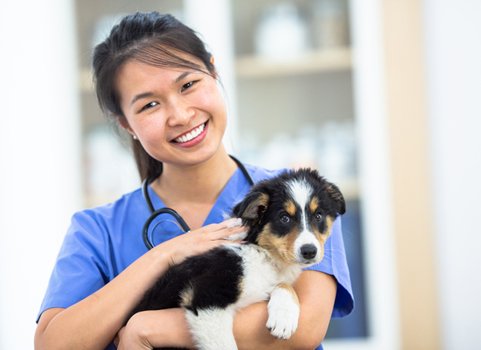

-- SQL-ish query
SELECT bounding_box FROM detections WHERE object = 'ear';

[118,116,136,138]
[233,191,269,221]
[325,182,346,215]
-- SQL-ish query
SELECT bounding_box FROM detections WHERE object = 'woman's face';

[116,56,227,168]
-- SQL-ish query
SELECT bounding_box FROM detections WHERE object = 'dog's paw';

[266,303,299,339]
[266,289,300,339]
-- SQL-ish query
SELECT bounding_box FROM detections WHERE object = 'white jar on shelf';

[311,0,349,49]
[254,3,310,60]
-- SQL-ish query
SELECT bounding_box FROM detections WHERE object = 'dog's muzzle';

[300,244,318,261]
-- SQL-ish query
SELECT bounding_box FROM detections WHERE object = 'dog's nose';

[300,244,317,260]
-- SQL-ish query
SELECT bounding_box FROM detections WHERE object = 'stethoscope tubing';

[141,155,254,250]
[142,207,190,250]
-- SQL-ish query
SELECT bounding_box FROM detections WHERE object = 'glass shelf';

[236,47,352,78]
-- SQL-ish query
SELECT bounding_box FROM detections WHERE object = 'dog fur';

[131,168,346,350]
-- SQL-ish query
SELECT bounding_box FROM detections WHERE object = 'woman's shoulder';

[70,186,145,229]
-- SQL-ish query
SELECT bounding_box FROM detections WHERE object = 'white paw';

[266,289,300,339]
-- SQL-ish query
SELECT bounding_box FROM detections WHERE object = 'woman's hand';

[117,309,195,349]
[156,218,246,266]
[116,314,153,350]
[116,326,152,350]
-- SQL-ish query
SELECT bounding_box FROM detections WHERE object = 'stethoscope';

[142,155,255,250]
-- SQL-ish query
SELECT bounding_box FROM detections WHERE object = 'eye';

[139,101,159,113]
[279,214,291,224]
[314,213,323,222]
[181,80,199,92]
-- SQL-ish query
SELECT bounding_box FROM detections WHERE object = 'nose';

[300,244,318,260]
[166,98,195,126]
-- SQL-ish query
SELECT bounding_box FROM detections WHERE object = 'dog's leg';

[266,283,300,339]
[185,307,237,350]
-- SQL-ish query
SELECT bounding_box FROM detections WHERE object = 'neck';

[153,148,237,205]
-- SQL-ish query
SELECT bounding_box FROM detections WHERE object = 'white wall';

[423,1,481,349]
[348,0,400,348]
[0,1,81,348]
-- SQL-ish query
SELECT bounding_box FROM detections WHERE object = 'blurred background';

[0,0,480,349]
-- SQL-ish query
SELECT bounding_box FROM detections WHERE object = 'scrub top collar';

[145,167,252,227]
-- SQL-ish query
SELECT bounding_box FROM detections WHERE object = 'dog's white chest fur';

[227,244,302,309]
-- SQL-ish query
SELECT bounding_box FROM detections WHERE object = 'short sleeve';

[305,216,354,318]
[37,211,110,321]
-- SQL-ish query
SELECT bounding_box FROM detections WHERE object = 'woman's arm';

[119,270,337,350]
[35,248,170,350]
[34,222,245,350]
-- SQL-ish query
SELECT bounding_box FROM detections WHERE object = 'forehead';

[116,60,186,92]
[117,47,207,81]
[269,178,317,213]
[286,179,312,207]
[116,50,209,95]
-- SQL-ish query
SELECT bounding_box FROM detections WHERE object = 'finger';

[210,225,247,240]
[191,218,243,236]
[224,217,243,228]
[207,218,243,231]
[114,327,124,346]
[223,229,248,241]
[192,222,225,234]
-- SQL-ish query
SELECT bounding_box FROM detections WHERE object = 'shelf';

[235,47,352,79]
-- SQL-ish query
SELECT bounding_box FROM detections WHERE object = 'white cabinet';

[231,1,357,197]
[229,0,369,342]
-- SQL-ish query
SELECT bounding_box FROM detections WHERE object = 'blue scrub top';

[38,164,353,349]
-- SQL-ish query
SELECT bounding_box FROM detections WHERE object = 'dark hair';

[92,12,216,181]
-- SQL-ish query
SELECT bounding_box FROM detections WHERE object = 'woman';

[35,12,353,350]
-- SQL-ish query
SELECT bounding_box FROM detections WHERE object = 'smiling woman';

[115,59,227,169]
[92,13,221,181]
[34,11,353,350]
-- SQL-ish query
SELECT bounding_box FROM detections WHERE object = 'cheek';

[257,224,298,264]
[125,116,170,160]
[133,118,167,145]
[310,216,334,240]
[195,84,227,122]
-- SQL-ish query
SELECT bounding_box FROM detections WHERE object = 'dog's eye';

[279,215,291,224]
[314,213,323,222]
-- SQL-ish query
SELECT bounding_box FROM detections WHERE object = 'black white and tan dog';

[132,168,346,350]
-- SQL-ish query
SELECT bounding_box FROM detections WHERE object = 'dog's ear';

[324,182,346,215]
[233,191,269,221]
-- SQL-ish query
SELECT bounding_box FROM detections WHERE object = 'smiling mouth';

[172,122,207,144]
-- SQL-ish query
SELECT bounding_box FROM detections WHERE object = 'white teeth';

[174,123,205,143]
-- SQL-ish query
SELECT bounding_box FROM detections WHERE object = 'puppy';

[131,168,346,350]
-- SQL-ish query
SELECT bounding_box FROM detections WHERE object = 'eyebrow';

[129,71,194,106]
[175,71,192,83]
[130,92,154,106]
